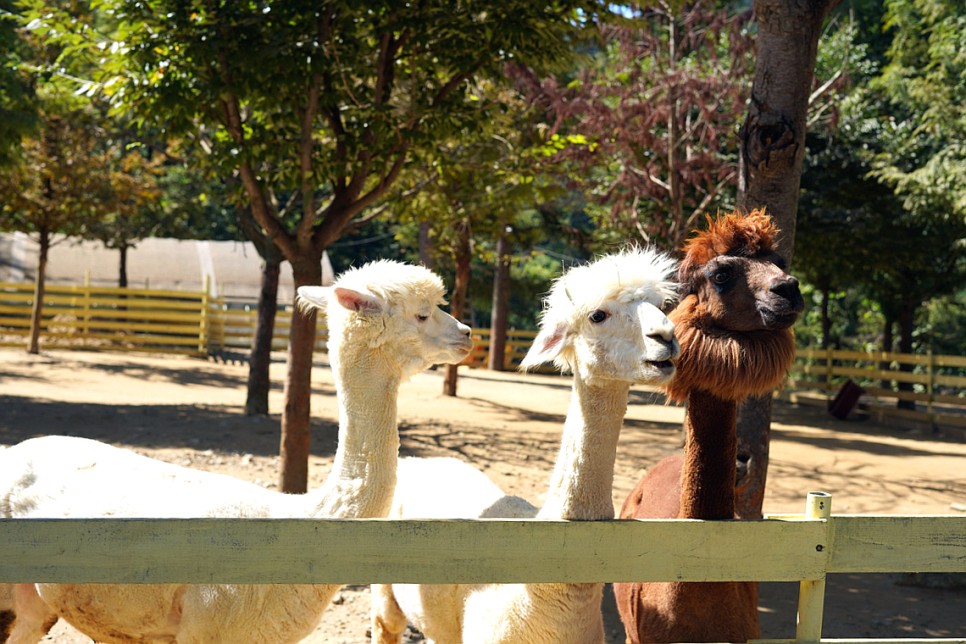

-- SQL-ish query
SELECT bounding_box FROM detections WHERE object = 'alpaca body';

[0,260,473,644]
[615,211,803,643]
[372,248,680,644]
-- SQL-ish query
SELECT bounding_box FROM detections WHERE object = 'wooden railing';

[3,282,963,430]
[0,282,328,354]
[788,347,966,430]
[1,493,964,643]
[461,327,539,369]
[0,282,211,355]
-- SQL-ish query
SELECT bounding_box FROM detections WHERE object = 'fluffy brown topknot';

[677,209,779,287]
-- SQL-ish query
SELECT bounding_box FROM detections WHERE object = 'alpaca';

[0,259,473,644]
[614,211,804,643]
[371,247,680,644]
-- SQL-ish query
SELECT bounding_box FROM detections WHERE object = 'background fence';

[2,281,963,429]
[1,492,964,643]
[787,347,966,430]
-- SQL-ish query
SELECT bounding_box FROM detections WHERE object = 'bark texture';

[735,0,841,519]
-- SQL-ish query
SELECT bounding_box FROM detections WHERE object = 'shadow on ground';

[0,395,340,458]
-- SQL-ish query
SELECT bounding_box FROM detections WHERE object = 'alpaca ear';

[333,286,385,315]
[296,286,331,313]
[519,322,568,370]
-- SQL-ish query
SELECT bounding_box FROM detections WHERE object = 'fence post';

[795,491,832,642]
[926,349,935,429]
[82,271,92,348]
[199,276,210,355]
[824,347,834,397]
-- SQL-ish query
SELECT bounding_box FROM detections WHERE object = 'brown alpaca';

[614,210,804,643]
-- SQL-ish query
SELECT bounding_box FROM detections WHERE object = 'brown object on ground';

[0,348,963,643]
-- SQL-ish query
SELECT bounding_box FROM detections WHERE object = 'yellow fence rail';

[2,282,963,429]
[789,347,966,430]
[462,327,540,370]
[1,493,964,643]
[0,282,329,355]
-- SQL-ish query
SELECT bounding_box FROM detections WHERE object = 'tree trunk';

[418,221,434,270]
[820,286,830,350]
[895,300,917,411]
[666,13,684,246]
[246,255,281,416]
[279,256,323,493]
[487,229,511,371]
[236,203,285,417]
[734,0,840,520]
[27,227,50,355]
[881,314,895,390]
[444,219,471,397]
[119,244,129,289]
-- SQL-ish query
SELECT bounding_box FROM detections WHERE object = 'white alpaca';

[0,259,473,644]
[371,248,680,644]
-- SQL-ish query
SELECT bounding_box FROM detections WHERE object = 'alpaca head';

[297,260,473,378]
[520,248,679,386]
[665,210,805,402]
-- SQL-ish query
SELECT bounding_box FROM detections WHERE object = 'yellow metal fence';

[1,492,964,643]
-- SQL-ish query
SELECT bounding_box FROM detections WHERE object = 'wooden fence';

[2,282,963,429]
[2,492,964,643]
[788,348,966,430]
[0,282,328,354]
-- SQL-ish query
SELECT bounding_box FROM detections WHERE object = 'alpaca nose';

[770,274,800,300]
[458,322,471,337]
[646,320,676,345]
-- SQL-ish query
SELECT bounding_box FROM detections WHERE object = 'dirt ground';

[1,347,964,643]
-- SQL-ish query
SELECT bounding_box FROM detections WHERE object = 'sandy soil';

[1,348,963,643]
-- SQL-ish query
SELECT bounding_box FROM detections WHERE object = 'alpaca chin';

[665,297,796,403]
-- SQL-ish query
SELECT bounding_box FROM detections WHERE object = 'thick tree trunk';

[734,0,840,520]
[246,256,281,416]
[895,300,917,411]
[27,227,49,355]
[279,256,323,493]
[487,230,511,371]
[444,219,471,397]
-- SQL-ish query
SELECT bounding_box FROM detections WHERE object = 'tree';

[0,0,36,166]
[390,77,569,388]
[734,0,842,520]
[514,0,755,249]
[873,0,966,220]
[0,109,110,353]
[796,1,966,408]
[83,142,164,288]
[61,0,603,492]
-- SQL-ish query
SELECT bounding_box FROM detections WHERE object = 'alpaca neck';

[308,342,400,519]
[537,374,629,521]
[678,388,738,520]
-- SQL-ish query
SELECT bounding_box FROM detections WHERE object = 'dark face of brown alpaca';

[664,214,804,404]
[688,250,803,334]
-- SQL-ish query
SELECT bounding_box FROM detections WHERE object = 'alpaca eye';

[588,309,608,324]
[712,268,732,285]
[416,313,430,322]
